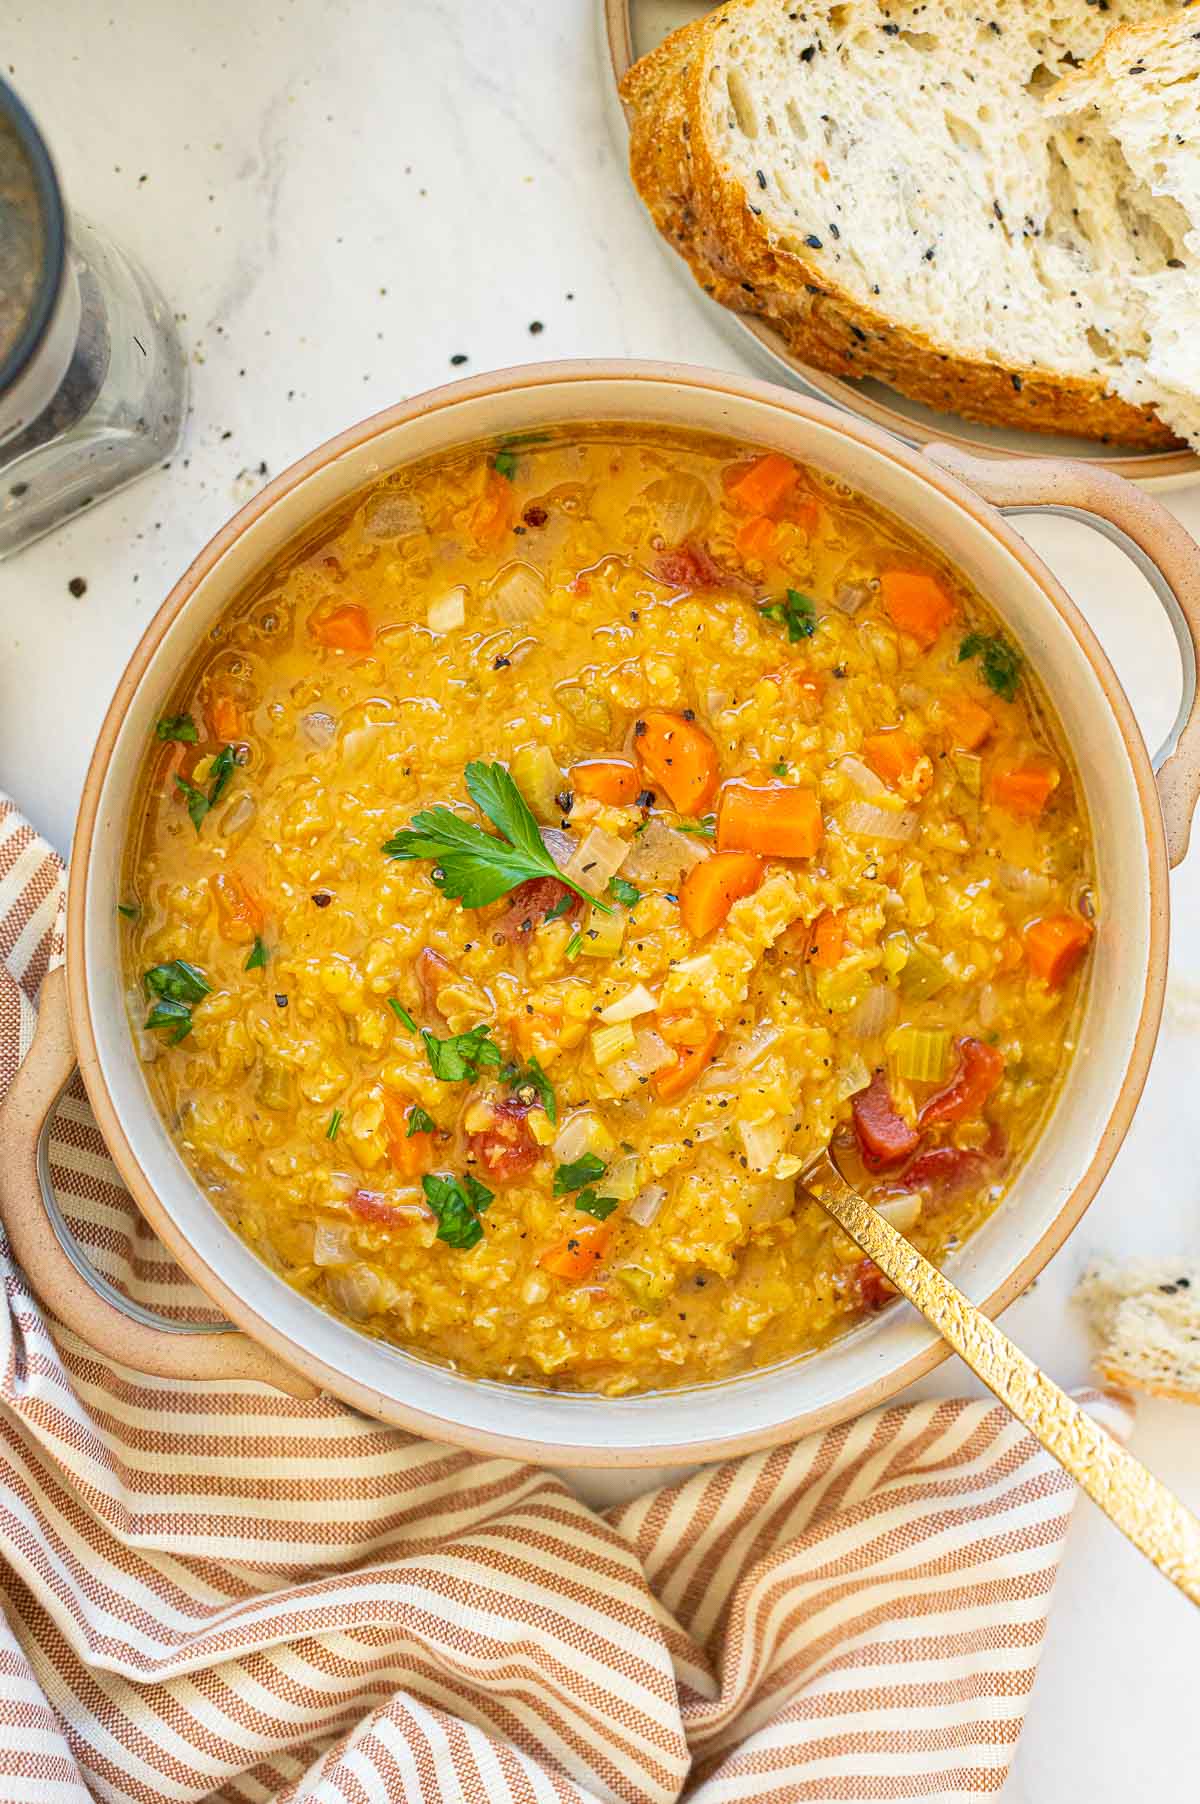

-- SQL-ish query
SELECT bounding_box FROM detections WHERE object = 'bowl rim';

[65,358,1170,1464]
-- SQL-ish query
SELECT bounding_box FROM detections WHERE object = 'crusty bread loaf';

[1044,8,1200,447]
[1076,1260,1200,1404]
[620,0,1197,446]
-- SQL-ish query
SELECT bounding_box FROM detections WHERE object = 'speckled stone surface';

[0,5,1197,1795]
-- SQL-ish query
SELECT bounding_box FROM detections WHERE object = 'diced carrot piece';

[862,730,932,798]
[211,871,266,944]
[716,781,823,859]
[468,469,513,546]
[308,603,374,653]
[207,692,244,741]
[1024,913,1093,988]
[880,570,957,649]
[382,1094,435,1178]
[570,758,641,806]
[991,762,1060,819]
[736,514,778,561]
[725,451,800,517]
[679,851,764,938]
[653,1020,721,1100]
[807,908,846,968]
[636,711,720,815]
[947,696,995,751]
[540,1222,612,1281]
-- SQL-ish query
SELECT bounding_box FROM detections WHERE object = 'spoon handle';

[800,1151,1200,1608]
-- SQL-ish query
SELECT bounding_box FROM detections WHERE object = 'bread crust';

[620,3,1182,449]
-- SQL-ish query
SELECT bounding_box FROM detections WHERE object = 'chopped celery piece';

[889,1024,952,1083]
[897,941,949,1000]
[953,749,983,796]
[813,966,873,1014]
[511,745,564,826]
[614,1264,669,1313]
[592,1020,636,1067]
[580,902,626,958]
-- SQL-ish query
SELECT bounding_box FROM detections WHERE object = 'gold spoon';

[799,1149,1200,1608]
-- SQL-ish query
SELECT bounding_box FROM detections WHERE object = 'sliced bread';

[621,0,1196,446]
[1076,1259,1200,1404]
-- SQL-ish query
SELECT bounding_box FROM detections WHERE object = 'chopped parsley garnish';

[774,759,789,776]
[958,631,1022,701]
[608,875,641,909]
[244,936,268,971]
[407,1105,437,1137]
[565,928,583,959]
[492,449,518,482]
[326,1108,343,1140]
[759,587,816,643]
[116,902,139,920]
[422,1170,494,1250]
[501,1054,557,1123]
[543,892,574,923]
[145,999,194,1044]
[676,814,717,838]
[553,1152,607,1195]
[382,761,610,913]
[144,961,211,1004]
[421,1021,502,1083]
[575,1189,618,1220]
[155,713,198,744]
[388,998,418,1032]
[175,742,237,831]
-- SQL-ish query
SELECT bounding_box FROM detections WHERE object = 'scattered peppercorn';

[529,320,544,335]
[522,504,548,528]
[450,353,468,366]
[275,994,288,1008]
[311,892,332,908]
[804,233,823,249]
[68,577,87,597]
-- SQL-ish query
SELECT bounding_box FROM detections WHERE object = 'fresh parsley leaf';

[553,1152,607,1195]
[145,998,194,1044]
[388,998,418,1032]
[543,892,574,923]
[493,449,518,481]
[609,875,641,909]
[676,814,717,839]
[958,631,1022,702]
[565,928,583,959]
[382,760,609,913]
[575,1189,618,1220]
[502,1054,557,1124]
[422,1171,494,1250]
[174,742,238,831]
[117,902,139,920]
[407,1105,437,1137]
[144,960,211,1004]
[774,759,789,776]
[244,936,268,971]
[326,1108,343,1141]
[759,588,817,643]
[156,713,198,743]
[421,1021,502,1083]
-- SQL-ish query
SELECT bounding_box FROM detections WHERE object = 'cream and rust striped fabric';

[0,796,1125,1803]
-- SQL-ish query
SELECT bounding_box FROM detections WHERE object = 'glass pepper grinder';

[0,77,187,559]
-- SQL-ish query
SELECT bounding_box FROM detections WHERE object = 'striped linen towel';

[0,795,1124,1804]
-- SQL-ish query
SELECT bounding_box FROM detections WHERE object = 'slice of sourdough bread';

[1044,7,1200,447]
[621,0,1194,446]
[1076,1260,1200,1404]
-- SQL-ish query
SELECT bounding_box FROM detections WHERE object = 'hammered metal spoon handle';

[799,1149,1200,1608]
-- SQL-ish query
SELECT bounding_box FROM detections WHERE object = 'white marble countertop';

[1,3,1197,1795]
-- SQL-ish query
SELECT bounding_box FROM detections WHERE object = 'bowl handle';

[925,446,1200,868]
[0,966,317,1396]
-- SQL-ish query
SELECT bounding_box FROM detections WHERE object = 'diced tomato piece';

[492,876,577,942]
[918,1036,1005,1128]
[851,1071,920,1169]
[416,946,456,1013]
[348,1189,429,1228]
[852,1258,898,1313]
[653,541,731,593]
[893,1145,987,1205]
[211,871,266,945]
[382,1095,436,1179]
[467,1097,540,1182]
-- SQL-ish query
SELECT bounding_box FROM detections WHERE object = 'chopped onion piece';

[846,984,899,1041]
[834,579,872,615]
[998,863,1053,902]
[299,710,337,748]
[490,562,547,624]
[539,826,577,869]
[875,1193,921,1234]
[838,754,890,800]
[841,800,919,842]
[605,1153,641,1201]
[621,817,709,884]
[899,682,930,708]
[313,1223,355,1267]
[551,1109,615,1166]
[748,1178,795,1225]
[364,491,423,539]
[219,792,257,837]
[563,825,629,895]
[599,983,659,1024]
[427,586,466,632]
[738,1114,786,1172]
[642,474,712,544]
[836,1052,871,1101]
[628,1183,667,1226]
[326,1263,396,1320]
[704,688,731,717]
[633,1028,675,1075]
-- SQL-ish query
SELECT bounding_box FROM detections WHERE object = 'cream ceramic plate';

[601,0,1200,491]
